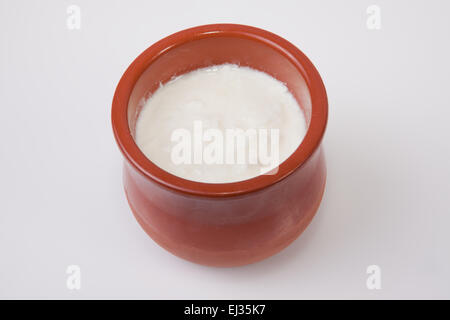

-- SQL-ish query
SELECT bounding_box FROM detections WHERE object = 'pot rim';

[111,23,328,197]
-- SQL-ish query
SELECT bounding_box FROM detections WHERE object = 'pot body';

[112,24,328,267]
[124,148,326,267]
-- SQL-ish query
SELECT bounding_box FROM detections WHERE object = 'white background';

[1,0,449,299]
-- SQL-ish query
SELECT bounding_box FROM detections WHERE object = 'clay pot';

[111,24,328,267]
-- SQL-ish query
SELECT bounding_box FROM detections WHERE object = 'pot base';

[124,166,326,267]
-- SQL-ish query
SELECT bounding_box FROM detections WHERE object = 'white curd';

[135,64,307,183]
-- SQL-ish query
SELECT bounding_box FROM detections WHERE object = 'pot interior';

[127,35,312,137]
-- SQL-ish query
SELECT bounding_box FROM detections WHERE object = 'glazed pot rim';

[111,23,328,197]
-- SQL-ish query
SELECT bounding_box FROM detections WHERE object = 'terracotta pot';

[111,24,328,267]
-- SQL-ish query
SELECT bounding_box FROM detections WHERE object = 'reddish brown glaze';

[112,24,328,267]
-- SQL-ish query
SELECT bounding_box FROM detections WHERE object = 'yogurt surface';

[135,64,307,183]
